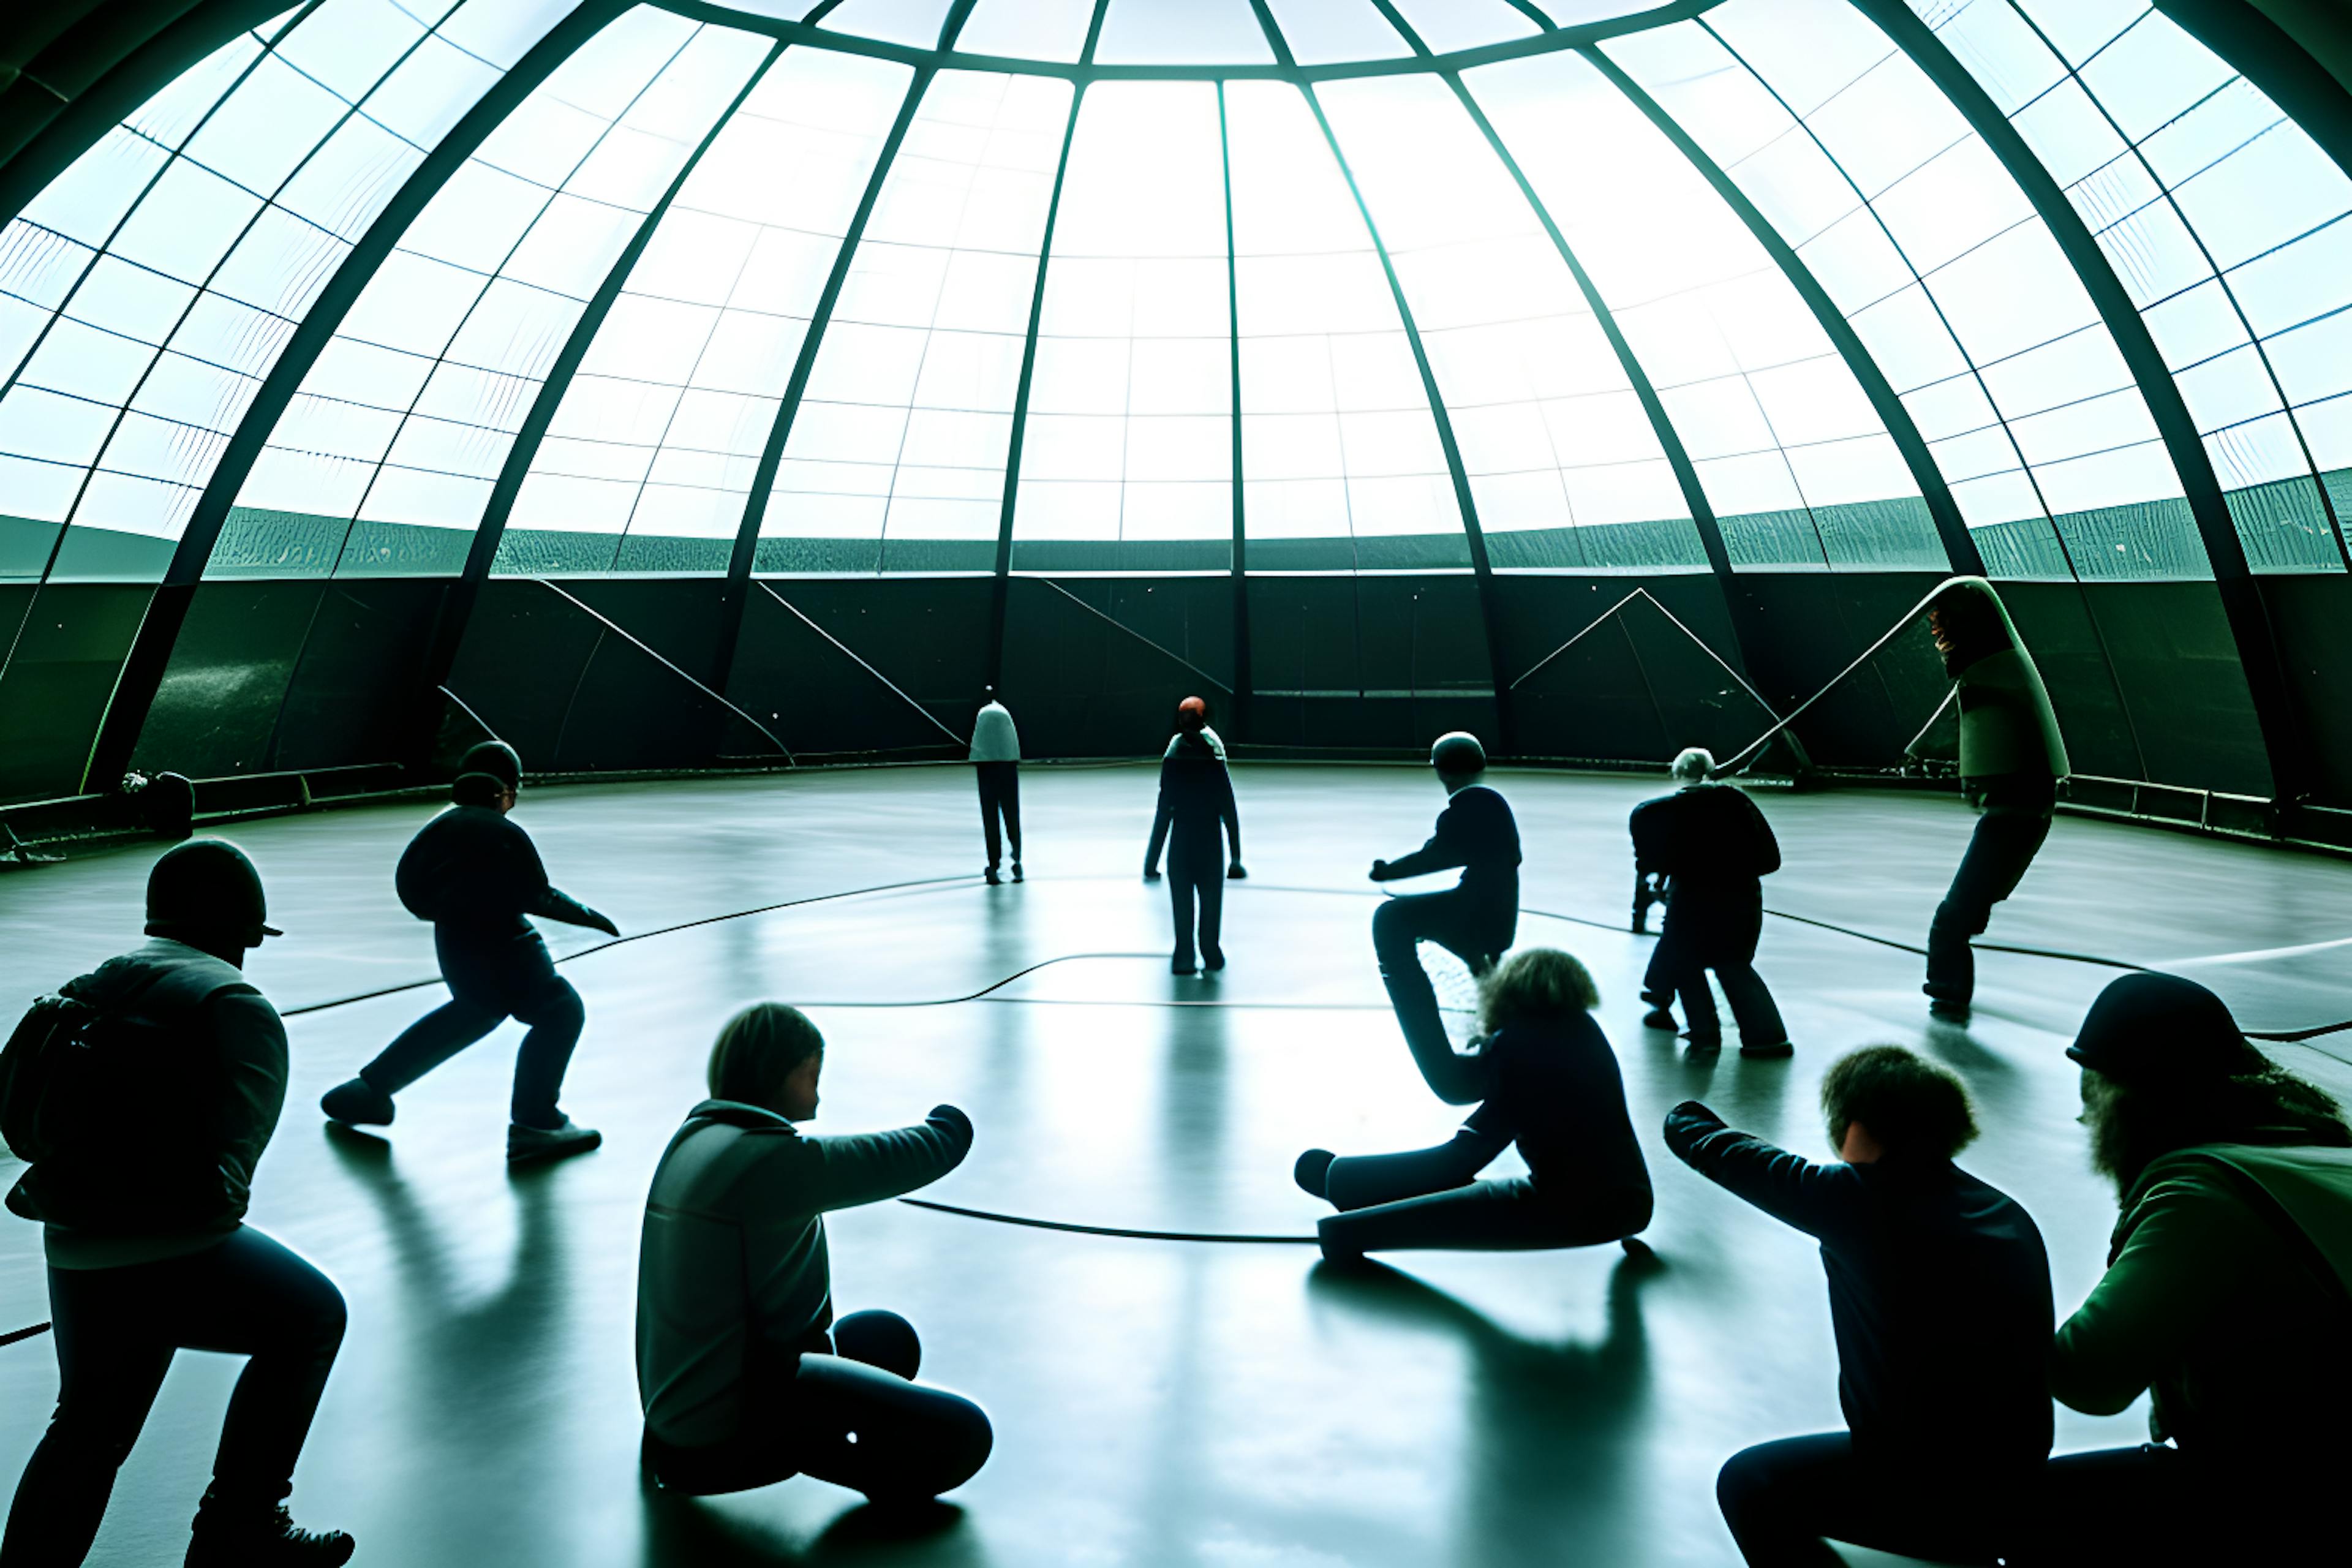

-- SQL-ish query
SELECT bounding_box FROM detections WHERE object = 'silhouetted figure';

[970,687,1022,884]
[1921,579,2067,1022]
[1,842,352,1567]
[126,770,195,840]
[2022,974,2352,1566]
[318,741,611,1165]
[1630,749,1791,1057]
[636,1004,990,1502]
[1670,1047,2052,1568]
[1296,949,1651,1264]
[1370,733,1520,1095]
[1166,695,1227,760]
[1144,696,1244,975]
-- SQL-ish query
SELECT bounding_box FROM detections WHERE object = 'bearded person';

[2022,973,2352,1564]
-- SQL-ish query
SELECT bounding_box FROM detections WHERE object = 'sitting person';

[635,1003,990,1503]
[2022,973,2352,1565]
[1629,748,1792,1057]
[1294,948,1651,1264]
[1667,1047,2052,1567]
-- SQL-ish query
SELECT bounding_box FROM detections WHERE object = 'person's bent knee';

[1715,1443,1775,1531]
[832,1310,921,1381]
[922,1393,993,1498]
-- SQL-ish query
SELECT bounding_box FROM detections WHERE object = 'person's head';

[145,839,279,963]
[1819,1046,1978,1165]
[1177,696,1208,734]
[1478,948,1599,1035]
[1924,579,2009,676]
[707,1002,827,1120]
[2068,973,2350,1192]
[458,740,521,813]
[1430,731,1486,794]
[1670,747,1713,785]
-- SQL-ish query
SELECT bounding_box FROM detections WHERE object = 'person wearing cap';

[1142,696,1244,974]
[969,687,1022,885]
[2024,973,2352,1563]
[1369,733,1521,1099]
[1920,579,2067,1023]
[1627,748,1792,1057]
[2,841,355,1567]
[318,741,614,1165]
[1668,1047,2052,1567]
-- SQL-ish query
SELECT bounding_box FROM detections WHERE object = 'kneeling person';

[635,1004,990,1502]
[1296,949,1651,1264]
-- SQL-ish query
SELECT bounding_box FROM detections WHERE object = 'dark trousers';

[1,1229,346,1567]
[975,762,1020,871]
[1640,927,1676,1010]
[644,1311,992,1504]
[1926,809,2049,1005]
[1167,828,1224,969]
[1717,1432,2021,1568]
[2010,1443,2340,1564]
[1320,1132,1649,1255]
[363,925,585,1129]
[1372,891,1509,1099]
[1664,889,1786,1048]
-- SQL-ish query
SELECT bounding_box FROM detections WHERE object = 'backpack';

[0,993,106,1167]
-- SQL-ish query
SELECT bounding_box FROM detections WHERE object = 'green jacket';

[2050,1142,2352,1459]
[1936,578,2068,785]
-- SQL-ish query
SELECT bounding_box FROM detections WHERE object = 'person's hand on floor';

[1369,859,1390,882]
[1143,865,1161,882]
[1227,862,1247,880]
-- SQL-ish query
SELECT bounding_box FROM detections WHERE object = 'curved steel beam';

[1853,0,2312,803]
[1216,80,1252,733]
[2155,0,2352,185]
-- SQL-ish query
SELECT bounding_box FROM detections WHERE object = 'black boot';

[187,1498,353,1567]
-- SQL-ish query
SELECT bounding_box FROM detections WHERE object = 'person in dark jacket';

[1370,733,1520,1098]
[1630,748,1792,1057]
[2019,974,2352,1565]
[636,1003,989,1502]
[318,741,614,1164]
[1295,948,1651,1263]
[1668,1046,2052,1567]
[1920,579,2067,1022]
[2,842,353,1567]
[1143,696,1245,975]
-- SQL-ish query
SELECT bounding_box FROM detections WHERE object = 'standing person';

[1143,696,1245,975]
[2022,973,2352,1565]
[636,1003,991,1502]
[1631,749,1792,1058]
[1369,733,1520,1097]
[1294,948,1651,1264]
[1921,578,2067,1023]
[318,741,612,1164]
[970,687,1022,885]
[2,842,353,1566]
[1168,696,1226,760]
[1668,1047,2052,1567]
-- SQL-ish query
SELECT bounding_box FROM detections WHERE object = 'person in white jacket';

[969,687,1022,884]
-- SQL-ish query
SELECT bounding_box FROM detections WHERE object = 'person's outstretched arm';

[1664,1101,1853,1239]
[501,820,619,934]
[801,1104,974,1212]
[1144,758,1174,878]
[1403,1031,1496,1107]
[1375,800,1469,882]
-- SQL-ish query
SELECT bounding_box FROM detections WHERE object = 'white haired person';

[1294,949,1651,1263]
[1627,747,1791,1058]
[969,686,1022,885]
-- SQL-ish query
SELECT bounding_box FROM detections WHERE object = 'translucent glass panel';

[505,47,916,573]
[1095,0,1275,66]
[1465,50,1940,570]
[759,70,1072,574]
[819,0,956,50]
[1011,82,1232,571]
[1385,0,1540,56]
[1607,0,2206,579]
[1226,81,1461,572]
[1913,1,2352,573]
[1263,0,1412,65]
[1315,74,1706,571]
[957,0,1098,62]
[233,11,769,578]
[0,0,574,583]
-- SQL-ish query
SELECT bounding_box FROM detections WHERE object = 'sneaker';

[1928,998,1972,1023]
[320,1077,394,1128]
[1641,1008,1677,1030]
[1171,958,1197,976]
[1682,1033,1723,1053]
[507,1117,602,1166]
[1011,862,1023,883]
[186,1504,353,1567]
[1203,948,1226,972]
[1740,1039,1795,1059]
[985,867,1001,886]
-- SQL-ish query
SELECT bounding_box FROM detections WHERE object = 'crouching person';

[635,1003,990,1504]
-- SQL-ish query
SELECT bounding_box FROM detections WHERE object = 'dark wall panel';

[132,579,325,779]
[1001,576,1231,757]
[560,577,728,685]
[1728,573,1949,769]
[730,576,989,757]
[1995,584,2146,784]
[0,581,151,803]
[1243,575,1498,753]
[273,579,450,773]
[2071,582,2269,796]
[2259,572,2352,806]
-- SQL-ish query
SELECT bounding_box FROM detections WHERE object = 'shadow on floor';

[641,1482,987,1566]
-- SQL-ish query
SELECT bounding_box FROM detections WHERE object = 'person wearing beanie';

[1919,579,2067,1022]
[2022,973,2352,1563]
[1627,748,1792,1057]
[1369,733,1521,1099]
[1142,696,1244,974]
[968,687,1022,885]
[3,841,354,1567]
[1668,1047,2052,1567]
[318,740,614,1164]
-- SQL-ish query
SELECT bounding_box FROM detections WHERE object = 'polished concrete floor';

[2,764,2350,1567]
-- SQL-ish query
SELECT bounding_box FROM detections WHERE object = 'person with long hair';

[2023,973,2352,1564]
[634,1003,990,1504]
[1293,948,1651,1262]
[1668,1047,2052,1567]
